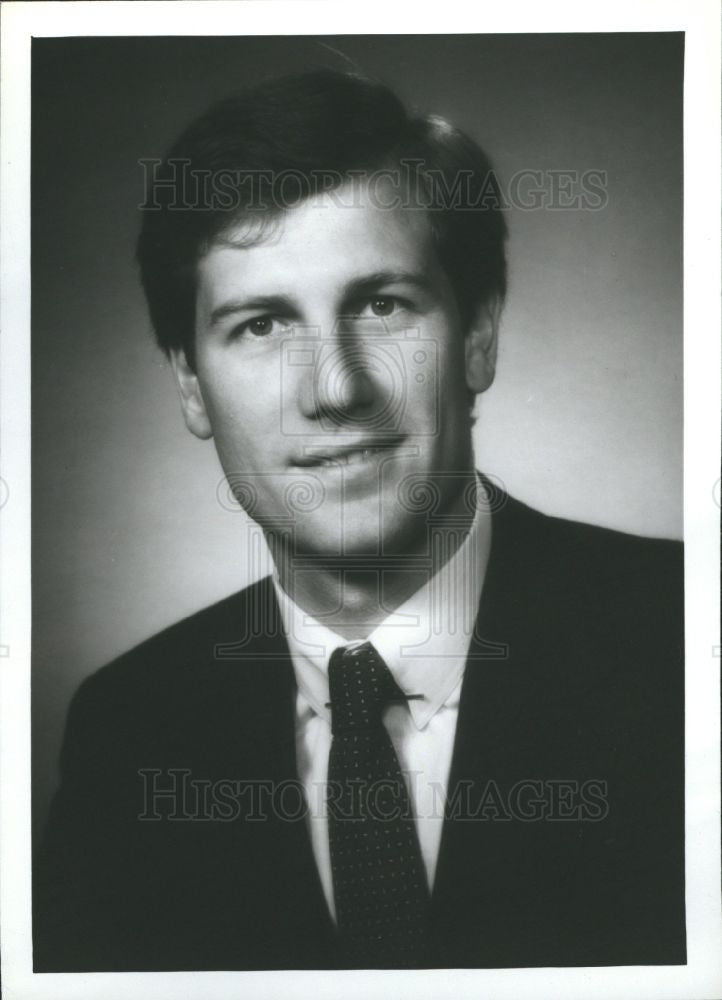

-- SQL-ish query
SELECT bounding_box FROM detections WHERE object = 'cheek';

[421,311,466,381]
[199,359,282,441]
[419,334,466,422]
[440,332,468,388]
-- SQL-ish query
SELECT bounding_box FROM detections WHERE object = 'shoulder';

[481,489,684,754]
[493,488,682,589]
[485,486,683,653]
[68,576,282,719]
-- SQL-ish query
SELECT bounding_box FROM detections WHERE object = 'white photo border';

[1,2,720,998]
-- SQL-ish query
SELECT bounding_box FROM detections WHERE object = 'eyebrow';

[210,296,292,328]
[343,270,434,299]
[208,270,434,328]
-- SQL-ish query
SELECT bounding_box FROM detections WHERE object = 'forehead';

[196,180,442,302]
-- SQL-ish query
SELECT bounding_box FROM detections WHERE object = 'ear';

[169,348,213,440]
[464,295,502,394]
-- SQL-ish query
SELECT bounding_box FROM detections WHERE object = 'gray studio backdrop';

[32,34,683,838]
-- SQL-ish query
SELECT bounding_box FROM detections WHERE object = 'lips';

[292,437,404,468]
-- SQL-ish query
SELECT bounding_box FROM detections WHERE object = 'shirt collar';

[272,488,491,731]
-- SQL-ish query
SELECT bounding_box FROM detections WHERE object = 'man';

[34,70,685,971]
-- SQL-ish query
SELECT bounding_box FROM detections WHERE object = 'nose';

[296,318,382,427]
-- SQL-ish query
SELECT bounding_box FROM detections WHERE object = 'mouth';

[292,437,405,469]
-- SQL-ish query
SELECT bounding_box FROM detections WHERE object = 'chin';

[292,528,382,560]
[287,515,397,561]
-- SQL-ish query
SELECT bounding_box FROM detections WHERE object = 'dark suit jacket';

[33,491,686,971]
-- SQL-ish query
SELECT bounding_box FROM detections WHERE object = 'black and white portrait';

[1,5,719,999]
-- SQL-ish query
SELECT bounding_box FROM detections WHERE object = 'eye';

[231,315,282,340]
[368,296,396,317]
[246,316,274,337]
[351,296,401,320]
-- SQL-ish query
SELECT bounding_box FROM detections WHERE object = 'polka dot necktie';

[327,641,430,968]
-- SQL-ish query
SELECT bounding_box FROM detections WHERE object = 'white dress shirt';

[271,501,491,920]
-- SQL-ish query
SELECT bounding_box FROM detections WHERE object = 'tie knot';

[328,642,404,734]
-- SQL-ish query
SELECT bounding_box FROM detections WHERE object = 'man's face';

[172,180,498,561]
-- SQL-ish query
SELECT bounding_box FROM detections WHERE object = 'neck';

[269,473,479,641]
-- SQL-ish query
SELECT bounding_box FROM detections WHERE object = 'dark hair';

[137,70,507,366]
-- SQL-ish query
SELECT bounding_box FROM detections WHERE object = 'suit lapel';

[427,492,631,966]
[220,579,337,953]
[429,493,562,935]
